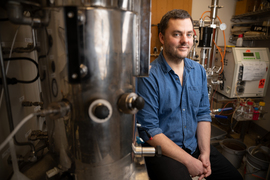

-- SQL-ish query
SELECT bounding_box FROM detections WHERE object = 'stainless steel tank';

[28,0,152,179]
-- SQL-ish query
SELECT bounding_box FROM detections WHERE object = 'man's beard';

[163,44,190,63]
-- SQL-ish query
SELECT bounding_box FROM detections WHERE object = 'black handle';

[93,104,110,119]
[155,145,162,157]
[132,96,145,110]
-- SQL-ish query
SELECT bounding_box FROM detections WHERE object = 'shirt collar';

[158,51,194,74]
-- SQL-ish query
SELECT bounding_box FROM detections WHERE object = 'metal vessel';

[3,0,154,179]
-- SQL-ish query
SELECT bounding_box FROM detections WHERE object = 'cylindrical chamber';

[36,4,148,179]
[198,26,213,47]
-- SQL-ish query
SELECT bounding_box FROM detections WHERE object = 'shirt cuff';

[197,114,212,122]
[139,127,162,142]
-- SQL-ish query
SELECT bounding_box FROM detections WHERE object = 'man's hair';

[159,9,193,35]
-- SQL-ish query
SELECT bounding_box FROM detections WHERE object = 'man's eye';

[173,33,180,37]
[187,34,193,37]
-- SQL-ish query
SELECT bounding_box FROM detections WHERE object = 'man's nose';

[180,35,188,44]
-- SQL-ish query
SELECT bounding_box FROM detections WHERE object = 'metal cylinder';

[34,1,151,179]
[210,0,219,25]
[198,26,213,47]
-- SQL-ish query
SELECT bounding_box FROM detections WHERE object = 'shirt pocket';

[188,86,201,107]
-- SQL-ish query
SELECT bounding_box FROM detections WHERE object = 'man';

[136,9,243,180]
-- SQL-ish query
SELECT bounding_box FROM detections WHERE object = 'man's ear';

[159,32,164,45]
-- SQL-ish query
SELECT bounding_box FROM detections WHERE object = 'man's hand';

[184,156,207,178]
[198,153,212,178]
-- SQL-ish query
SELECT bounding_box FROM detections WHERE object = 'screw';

[68,12,74,18]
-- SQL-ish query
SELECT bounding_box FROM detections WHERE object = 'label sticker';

[258,79,265,88]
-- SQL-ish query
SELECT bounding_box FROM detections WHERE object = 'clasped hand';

[186,154,211,180]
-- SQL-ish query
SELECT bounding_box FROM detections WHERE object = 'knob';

[132,96,145,110]
[93,104,109,119]
[155,146,162,157]
[88,99,112,123]
[195,55,199,58]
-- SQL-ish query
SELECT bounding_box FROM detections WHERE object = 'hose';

[1,57,39,84]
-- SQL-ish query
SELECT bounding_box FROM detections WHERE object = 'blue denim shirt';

[136,52,211,154]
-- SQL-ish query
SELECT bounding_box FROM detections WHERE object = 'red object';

[246,49,251,52]
[253,110,259,120]
[149,137,153,140]
[259,79,265,88]
[238,34,243,38]
[247,101,253,105]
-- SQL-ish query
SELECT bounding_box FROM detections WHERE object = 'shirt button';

[185,126,186,128]
[175,78,178,80]
[183,109,185,111]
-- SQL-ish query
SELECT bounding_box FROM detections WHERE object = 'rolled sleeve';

[197,67,211,122]
[136,71,163,142]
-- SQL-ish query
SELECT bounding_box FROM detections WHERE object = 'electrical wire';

[0,113,35,151]
[0,108,59,151]
[0,26,20,109]
[2,57,39,84]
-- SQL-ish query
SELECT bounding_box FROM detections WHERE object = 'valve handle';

[93,104,110,119]
[132,96,145,110]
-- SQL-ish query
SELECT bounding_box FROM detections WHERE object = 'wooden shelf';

[232,8,270,20]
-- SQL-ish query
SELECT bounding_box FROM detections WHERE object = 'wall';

[0,11,41,180]
[192,0,237,47]
[150,0,193,62]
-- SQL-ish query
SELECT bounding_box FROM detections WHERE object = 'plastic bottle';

[258,101,265,119]
[236,34,243,47]
[253,107,259,120]
[244,101,253,120]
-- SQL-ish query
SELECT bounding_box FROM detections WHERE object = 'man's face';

[159,18,193,61]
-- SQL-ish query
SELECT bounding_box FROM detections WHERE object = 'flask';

[244,101,253,120]
[258,101,265,119]
[236,34,243,47]
[235,102,245,119]
[253,107,259,120]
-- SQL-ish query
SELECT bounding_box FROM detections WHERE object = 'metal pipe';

[6,1,50,28]
[13,29,37,53]
[210,0,219,25]
[0,36,36,155]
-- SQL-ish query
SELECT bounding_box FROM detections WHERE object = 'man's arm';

[197,121,211,177]
[146,133,207,177]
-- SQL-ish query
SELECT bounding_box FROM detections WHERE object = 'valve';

[118,93,145,114]
[93,104,110,119]
[88,99,112,123]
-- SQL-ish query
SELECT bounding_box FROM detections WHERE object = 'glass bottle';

[244,101,254,120]
[258,101,265,119]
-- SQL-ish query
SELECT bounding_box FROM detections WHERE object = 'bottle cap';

[259,102,265,106]
[247,101,253,105]
[254,107,259,111]
[238,34,243,38]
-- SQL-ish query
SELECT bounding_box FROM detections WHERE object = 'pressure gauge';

[220,23,227,31]
[51,78,58,97]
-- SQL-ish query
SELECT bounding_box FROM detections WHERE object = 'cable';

[0,109,59,151]
[200,11,211,19]
[0,113,35,151]
[0,25,20,109]
[2,57,39,84]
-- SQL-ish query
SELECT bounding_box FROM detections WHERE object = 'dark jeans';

[144,145,243,180]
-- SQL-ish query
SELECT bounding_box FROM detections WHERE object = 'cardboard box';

[235,0,256,15]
